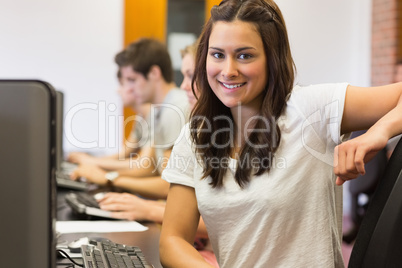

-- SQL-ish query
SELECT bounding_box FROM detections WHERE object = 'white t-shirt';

[163,83,349,268]
[128,89,188,153]
[147,88,189,173]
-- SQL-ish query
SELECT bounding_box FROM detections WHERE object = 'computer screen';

[0,80,57,267]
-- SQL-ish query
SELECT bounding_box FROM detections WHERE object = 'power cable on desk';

[56,249,84,267]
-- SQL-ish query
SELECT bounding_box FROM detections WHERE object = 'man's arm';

[77,146,156,174]
[112,176,170,200]
[67,133,148,171]
[113,148,174,198]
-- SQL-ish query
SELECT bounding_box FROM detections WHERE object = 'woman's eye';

[212,52,224,59]
[238,53,252,60]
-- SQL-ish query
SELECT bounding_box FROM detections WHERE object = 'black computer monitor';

[56,90,64,171]
[0,80,57,267]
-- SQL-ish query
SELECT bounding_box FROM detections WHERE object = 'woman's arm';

[335,82,402,184]
[341,83,402,134]
[160,184,215,268]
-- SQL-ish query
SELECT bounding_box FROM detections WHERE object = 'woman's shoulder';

[291,82,348,93]
[282,83,349,125]
[288,83,349,104]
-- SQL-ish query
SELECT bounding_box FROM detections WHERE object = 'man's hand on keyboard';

[67,151,96,165]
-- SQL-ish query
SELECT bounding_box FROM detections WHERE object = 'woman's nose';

[221,58,238,79]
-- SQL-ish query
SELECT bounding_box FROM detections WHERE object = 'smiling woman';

[159,0,402,267]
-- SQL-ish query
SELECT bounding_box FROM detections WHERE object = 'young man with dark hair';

[69,38,189,199]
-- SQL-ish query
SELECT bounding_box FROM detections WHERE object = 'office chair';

[348,137,402,268]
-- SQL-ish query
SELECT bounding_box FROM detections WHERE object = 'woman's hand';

[70,164,108,186]
[98,192,158,222]
[334,130,389,185]
[337,83,402,185]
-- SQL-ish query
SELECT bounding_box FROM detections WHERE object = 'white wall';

[277,0,372,87]
[0,0,372,160]
[0,0,124,155]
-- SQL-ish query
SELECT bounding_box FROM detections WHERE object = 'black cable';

[56,264,74,268]
[56,249,84,267]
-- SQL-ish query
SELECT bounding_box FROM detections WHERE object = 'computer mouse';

[68,236,110,253]
[67,237,90,253]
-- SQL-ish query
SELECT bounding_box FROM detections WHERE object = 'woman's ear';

[147,65,162,80]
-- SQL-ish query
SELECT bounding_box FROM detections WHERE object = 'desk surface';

[56,189,163,268]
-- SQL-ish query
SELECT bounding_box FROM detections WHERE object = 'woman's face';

[206,20,267,110]
[180,53,198,108]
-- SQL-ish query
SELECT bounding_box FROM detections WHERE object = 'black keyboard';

[75,192,100,208]
[81,239,154,268]
[56,171,88,191]
[65,192,115,219]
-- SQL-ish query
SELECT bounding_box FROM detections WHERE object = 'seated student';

[158,1,402,267]
[94,41,199,220]
[96,42,219,268]
[70,38,189,199]
[68,70,151,172]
